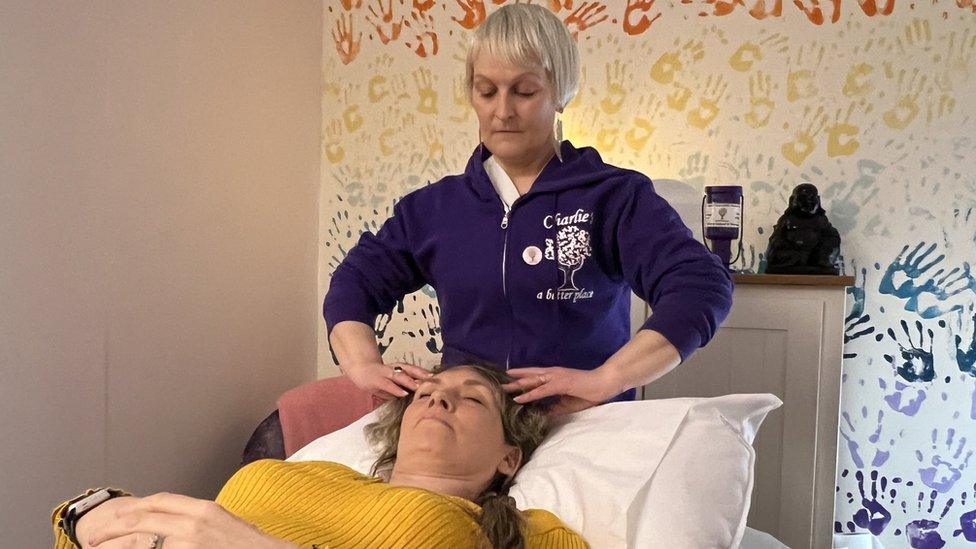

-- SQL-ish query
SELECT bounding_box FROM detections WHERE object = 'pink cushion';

[277,375,383,457]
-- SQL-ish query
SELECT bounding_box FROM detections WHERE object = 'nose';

[494,91,515,122]
[427,390,454,412]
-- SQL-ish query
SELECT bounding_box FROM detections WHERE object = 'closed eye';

[465,396,485,405]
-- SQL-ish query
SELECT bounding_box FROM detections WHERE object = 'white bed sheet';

[739,526,790,549]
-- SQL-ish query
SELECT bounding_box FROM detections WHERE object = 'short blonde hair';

[464,5,580,111]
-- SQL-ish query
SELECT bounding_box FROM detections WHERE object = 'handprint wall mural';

[319,2,975,546]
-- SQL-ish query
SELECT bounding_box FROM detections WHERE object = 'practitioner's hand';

[74,496,141,549]
[343,360,434,400]
[502,367,621,415]
[87,492,298,549]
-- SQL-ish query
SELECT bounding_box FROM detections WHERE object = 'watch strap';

[57,487,128,547]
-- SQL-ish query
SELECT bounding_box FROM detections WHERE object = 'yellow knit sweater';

[52,459,587,548]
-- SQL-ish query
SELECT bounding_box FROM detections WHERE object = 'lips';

[419,413,453,429]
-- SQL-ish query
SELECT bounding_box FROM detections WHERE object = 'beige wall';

[0,2,322,545]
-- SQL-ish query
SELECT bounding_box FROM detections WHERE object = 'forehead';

[472,53,547,83]
[425,367,496,389]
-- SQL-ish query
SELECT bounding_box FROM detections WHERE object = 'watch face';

[71,489,112,514]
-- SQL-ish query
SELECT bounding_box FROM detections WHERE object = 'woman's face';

[397,366,521,482]
[470,52,560,166]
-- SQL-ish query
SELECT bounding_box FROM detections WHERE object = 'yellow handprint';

[781,105,827,166]
[843,63,874,97]
[324,119,345,164]
[826,102,861,157]
[667,82,692,111]
[596,126,621,151]
[600,60,630,115]
[650,39,704,84]
[687,75,728,129]
[728,33,788,72]
[413,67,438,115]
[882,66,925,129]
[342,87,364,132]
[422,124,445,162]
[449,75,473,124]
[625,95,664,153]
[745,71,775,129]
[367,55,396,103]
[787,44,825,102]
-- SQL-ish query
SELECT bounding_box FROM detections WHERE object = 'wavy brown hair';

[364,364,550,549]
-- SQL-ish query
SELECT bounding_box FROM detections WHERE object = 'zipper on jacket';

[500,204,511,369]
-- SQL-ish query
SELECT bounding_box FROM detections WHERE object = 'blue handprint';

[953,306,976,378]
[915,427,973,493]
[883,319,936,383]
[879,242,974,319]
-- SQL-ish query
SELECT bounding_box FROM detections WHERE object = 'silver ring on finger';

[149,533,164,549]
[392,366,404,375]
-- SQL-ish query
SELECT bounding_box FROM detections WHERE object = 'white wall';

[0,2,322,545]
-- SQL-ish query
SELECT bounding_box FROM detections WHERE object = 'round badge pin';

[523,245,542,265]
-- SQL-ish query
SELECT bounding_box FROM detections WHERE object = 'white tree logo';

[556,225,592,291]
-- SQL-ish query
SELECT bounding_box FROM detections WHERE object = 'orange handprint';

[791,0,840,25]
[564,2,609,41]
[341,0,363,9]
[332,14,362,65]
[451,0,486,29]
[406,10,439,57]
[413,0,435,12]
[366,0,403,44]
[624,0,661,36]
[549,0,574,11]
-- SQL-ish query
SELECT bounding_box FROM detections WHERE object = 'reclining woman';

[53,365,587,549]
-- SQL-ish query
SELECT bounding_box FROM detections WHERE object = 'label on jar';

[703,202,741,228]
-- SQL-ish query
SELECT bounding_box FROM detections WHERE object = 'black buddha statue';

[765,183,841,275]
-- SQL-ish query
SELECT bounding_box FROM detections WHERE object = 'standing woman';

[324,5,733,414]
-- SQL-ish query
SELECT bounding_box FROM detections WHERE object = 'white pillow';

[628,394,782,549]
[286,394,781,549]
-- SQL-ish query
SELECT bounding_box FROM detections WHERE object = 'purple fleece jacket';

[324,140,733,401]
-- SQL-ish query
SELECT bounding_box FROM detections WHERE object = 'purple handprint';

[906,519,946,548]
[850,469,894,535]
[915,427,972,493]
[951,482,976,541]
[879,377,927,417]
[883,319,936,383]
[840,407,898,469]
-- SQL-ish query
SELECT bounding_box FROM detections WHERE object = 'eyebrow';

[417,377,495,391]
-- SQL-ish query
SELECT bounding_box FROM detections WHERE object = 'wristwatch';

[58,488,127,546]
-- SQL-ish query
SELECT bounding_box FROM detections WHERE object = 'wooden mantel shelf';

[732,273,855,287]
